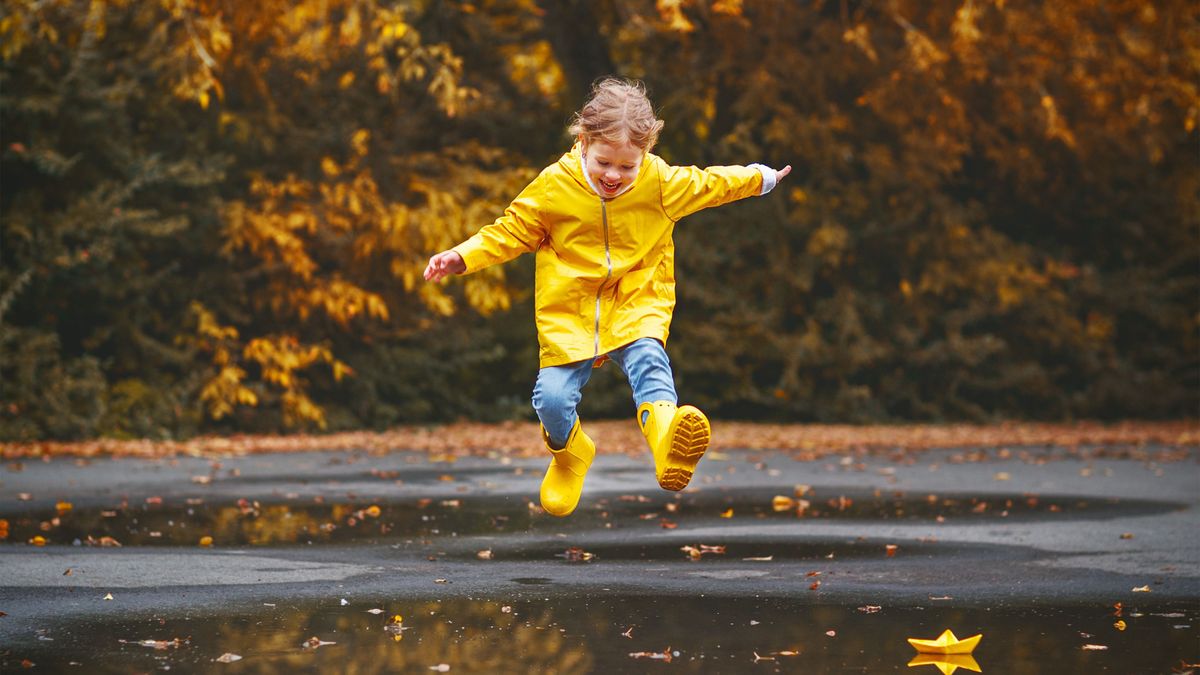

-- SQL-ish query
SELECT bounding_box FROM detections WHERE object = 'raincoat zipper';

[593,199,613,357]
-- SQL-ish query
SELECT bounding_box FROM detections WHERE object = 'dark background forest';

[1,0,1196,441]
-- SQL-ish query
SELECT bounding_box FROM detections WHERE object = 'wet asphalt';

[0,442,1197,661]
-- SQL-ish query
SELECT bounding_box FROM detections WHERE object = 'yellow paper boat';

[907,629,982,654]
[907,653,982,674]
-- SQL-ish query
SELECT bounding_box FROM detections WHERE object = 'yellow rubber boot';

[637,401,711,491]
[539,418,596,517]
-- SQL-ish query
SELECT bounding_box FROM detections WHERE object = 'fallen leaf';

[17,493,32,501]
[742,556,773,562]
[561,547,595,562]
[476,549,494,560]
[429,665,450,672]
[127,638,183,650]
[191,475,211,485]
[340,598,349,606]
[302,636,336,649]
[215,653,242,663]
[365,505,382,517]
[1113,620,1126,631]
[199,536,213,547]
[720,508,734,518]
[809,581,821,590]
[1132,585,1152,593]
[434,578,449,584]
[1081,644,1108,650]
[63,568,72,576]
[622,627,634,638]
[858,605,882,613]
[994,472,1011,481]
[103,593,113,600]
[55,501,72,514]
[628,647,673,662]
[367,608,384,615]
[700,544,726,554]
[886,544,899,557]
[825,630,836,637]
[29,536,46,547]
[772,496,795,512]
[1120,533,1134,540]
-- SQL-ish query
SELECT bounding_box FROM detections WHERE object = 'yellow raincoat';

[453,143,765,368]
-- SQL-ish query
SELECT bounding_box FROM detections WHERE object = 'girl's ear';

[578,135,587,157]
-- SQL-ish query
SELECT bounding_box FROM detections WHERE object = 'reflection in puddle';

[0,488,1178,547]
[3,597,1195,674]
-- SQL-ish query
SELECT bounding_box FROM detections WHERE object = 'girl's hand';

[423,250,466,282]
[775,165,792,183]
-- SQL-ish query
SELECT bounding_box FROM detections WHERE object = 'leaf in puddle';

[628,647,673,662]
[772,496,795,512]
[125,638,183,650]
[302,636,336,649]
[560,547,596,562]
[1081,644,1108,650]
[215,653,242,663]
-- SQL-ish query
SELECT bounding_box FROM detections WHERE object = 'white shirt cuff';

[749,163,777,195]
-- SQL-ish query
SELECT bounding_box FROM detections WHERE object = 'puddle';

[456,538,951,563]
[0,488,1178,547]
[3,596,1195,673]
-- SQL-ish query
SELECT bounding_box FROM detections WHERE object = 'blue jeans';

[532,338,678,448]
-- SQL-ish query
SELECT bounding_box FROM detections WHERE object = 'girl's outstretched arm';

[423,250,466,282]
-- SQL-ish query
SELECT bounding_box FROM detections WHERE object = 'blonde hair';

[568,78,665,152]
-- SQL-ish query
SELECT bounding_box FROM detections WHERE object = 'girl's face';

[581,138,643,198]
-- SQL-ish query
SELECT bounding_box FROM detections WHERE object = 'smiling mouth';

[599,179,621,193]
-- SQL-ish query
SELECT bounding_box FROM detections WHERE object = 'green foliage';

[1,0,1195,440]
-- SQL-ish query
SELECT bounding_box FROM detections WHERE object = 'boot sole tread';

[659,411,710,491]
